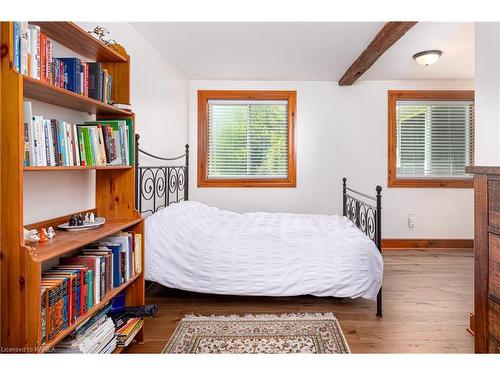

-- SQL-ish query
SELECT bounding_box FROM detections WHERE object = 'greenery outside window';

[197,91,296,187]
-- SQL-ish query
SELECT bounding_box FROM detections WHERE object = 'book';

[33,116,44,166]
[101,233,131,283]
[112,102,132,111]
[116,318,143,347]
[54,265,89,315]
[28,25,41,79]
[55,314,116,353]
[96,126,107,165]
[13,22,21,72]
[78,254,106,299]
[40,287,47,345]
[58,58,82,94]
[45,38,52,84]
[84,119,134,166]
[39,32,47,83]
[134,233,142,274]
[81,251,112,295]
[50,119,60,166]
[43,276,71,329]
[23,101,34,166]
[88,62,103,101]
[77,127,87,166]
[60,257,99,306]
[57,120,67,166]
[46,119,56,166]
[44,272,77,324]
[43,120,51,166]
[86,242,122,288]
[20,22,29,76]
[41,278,67,342]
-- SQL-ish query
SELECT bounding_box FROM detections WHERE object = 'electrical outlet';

[408,214,416,228]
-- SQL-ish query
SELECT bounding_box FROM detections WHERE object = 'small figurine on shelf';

[47,226,56,239]
[85,212,95,224]
[77,214,84,226]
[87,26,119,50]
[59,212,105,231]
[39,228,49,242]
[69,214,86,226]
[68,215,78,227]
[23,228,40,242]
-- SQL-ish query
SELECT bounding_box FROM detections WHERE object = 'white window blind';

[207,100,289,179]
[396,100,474,179]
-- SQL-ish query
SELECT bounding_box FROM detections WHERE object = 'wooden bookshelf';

[23,75,132,115]
[0,21,145,353]
[24,165,133,171]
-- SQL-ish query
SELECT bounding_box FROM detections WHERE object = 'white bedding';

[145,201,383,300]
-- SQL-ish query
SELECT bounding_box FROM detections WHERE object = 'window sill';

[388,177,473,188]
[198,178,296,188]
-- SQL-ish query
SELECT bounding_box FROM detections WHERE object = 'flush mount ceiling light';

[413,50,443,66]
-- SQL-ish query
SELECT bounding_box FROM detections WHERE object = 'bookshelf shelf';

[24,165,133,171]
[23,76,132,115]
[42,272,142,352]
[27,217,143,263]
[29,22,128,63]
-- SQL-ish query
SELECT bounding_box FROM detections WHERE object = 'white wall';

[474,22,500,166]
[188,80,474,239]
[24,22,188,224]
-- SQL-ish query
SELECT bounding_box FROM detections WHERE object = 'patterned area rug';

[163,313,350,354]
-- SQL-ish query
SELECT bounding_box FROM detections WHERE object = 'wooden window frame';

[197,90,297,188]
[388,90,475,188]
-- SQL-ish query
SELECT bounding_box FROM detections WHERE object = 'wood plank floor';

[125,249,474,353]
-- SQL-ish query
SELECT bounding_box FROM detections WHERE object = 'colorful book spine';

[28,25,41,79]
[45,38,52,84]
[40,287,47,345]
[88,62,103,101]
[39,32,47,83]
[135,233,142,274]
[13,22,21,72]
[20,22,29,75]
[77,127,86,166]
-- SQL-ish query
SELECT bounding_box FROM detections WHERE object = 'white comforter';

[145,201,383,300]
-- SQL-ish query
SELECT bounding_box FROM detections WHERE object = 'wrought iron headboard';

[134,134,189,216]
[342,177,382,252]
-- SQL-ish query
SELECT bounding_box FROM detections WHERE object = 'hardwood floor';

[125,249,474,353]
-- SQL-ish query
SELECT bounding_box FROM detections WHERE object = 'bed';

[134,135,384,316]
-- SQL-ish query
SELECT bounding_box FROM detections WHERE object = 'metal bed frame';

[134,134,383,317]
[342,178,383,317]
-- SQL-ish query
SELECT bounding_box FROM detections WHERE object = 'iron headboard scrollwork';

[134,134,189,216]
[342,177,383,317]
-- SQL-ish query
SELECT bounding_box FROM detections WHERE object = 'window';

[388,90,474,188]
[198,90,296,187]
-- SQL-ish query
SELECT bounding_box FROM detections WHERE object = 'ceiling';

[130,22,474,82]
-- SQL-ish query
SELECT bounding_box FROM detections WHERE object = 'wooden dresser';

[466,166,500,353]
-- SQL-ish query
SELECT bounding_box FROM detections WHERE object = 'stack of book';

[23,102,134,167]
[12,22,112,104]
[40,231,142,345]
[54,305,117,353]
[114,317,144,348]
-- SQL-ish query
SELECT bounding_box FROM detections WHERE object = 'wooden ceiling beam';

[338,21,418,86]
